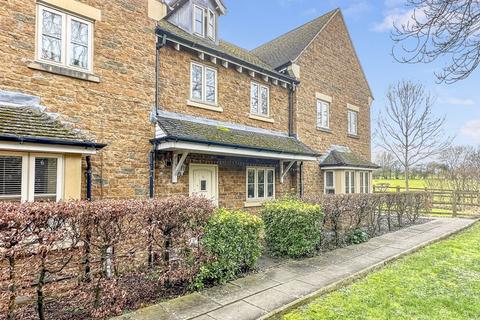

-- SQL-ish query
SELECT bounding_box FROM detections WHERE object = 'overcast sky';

[218,0,480,148]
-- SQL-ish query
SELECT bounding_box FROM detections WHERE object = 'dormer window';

[193,5,205,37]
[207,9,216,40]
[193,5,216,41]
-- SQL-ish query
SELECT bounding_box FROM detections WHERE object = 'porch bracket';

[280,160,295,184]
[172,152,189,183]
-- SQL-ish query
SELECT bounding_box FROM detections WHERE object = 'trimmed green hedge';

[262,199,323,258]
[193,208,264,289]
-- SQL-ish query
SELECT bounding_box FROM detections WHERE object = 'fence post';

[373,185,376,193]
[452,190,457,217]
[396,186,400,193]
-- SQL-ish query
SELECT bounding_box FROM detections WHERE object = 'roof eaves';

[0,135,106,149]
[155,27,299,85]
[152,135,319,157]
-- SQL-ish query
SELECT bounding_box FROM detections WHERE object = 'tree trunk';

[405,167,410,191]
[37,251,47,320]
[7,254,16,320]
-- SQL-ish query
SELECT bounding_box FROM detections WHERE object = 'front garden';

[281,221,480,320]
[0,192,431,319]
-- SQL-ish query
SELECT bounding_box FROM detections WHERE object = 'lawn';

[282,222,480,320]
[373,178,427,189]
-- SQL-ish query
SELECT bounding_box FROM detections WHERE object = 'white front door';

[189,164,218,205]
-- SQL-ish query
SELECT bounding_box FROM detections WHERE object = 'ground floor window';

[0,152,63,202]
[360,171,370,193]
[324,171,335,194]
[345,171,355,194]
[247,167,275,201]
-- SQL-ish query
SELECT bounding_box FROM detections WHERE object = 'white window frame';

[324,171,335,194]
[36,4,94,73]
[246,167,275,201]
[207,9,216,40]
[317,99,330,130]
[190,62,218,105]
[348,110,358,136]
[193,4,206,37]
[360,171,370,194]
[345,171,355,194]
[0,151,63,202]
[250,82,270,117]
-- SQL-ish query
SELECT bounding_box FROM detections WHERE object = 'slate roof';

[251,9,338,69]
[0,105,104,148]
[320,150,379,169]
[155,20,297,83]
[155,115,318,156]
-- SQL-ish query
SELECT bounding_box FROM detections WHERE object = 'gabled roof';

[0,105,105,148]
[154,111,318,156]
[320,150,379,169]
[156,20,297,84]
[167,0,226,16]
[252,9,338,69]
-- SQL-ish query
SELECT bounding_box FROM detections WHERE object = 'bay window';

[0,152,63,202]
[37,5,93,71]
[360,171,370,193]
[345,171,355,194]
[247,167,275,201]
[191,62,217,105]
[324,171,335,194]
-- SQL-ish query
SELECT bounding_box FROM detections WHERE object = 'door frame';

[188,163,219,205]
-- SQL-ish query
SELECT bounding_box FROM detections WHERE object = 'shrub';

[192,209,263,289]
[262,199,323,258]
[346,229,369,245]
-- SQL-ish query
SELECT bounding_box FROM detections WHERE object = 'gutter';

[155,27,300,85]
[151,136,320,158]
[0,135,106,149]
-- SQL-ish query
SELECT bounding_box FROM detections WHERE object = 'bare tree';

[377,80,451,190]
[392,0,480,84]
[375,151,397,179]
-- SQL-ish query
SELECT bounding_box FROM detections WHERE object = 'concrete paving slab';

[208,301,265,320]
[161,293,220,320]
[273,280,318,298]
[262,267,299,283]
[244,288,296,312]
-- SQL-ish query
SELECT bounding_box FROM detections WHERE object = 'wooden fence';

[373,185,480,217]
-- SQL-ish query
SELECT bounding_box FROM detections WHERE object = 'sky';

[217,0,480,148]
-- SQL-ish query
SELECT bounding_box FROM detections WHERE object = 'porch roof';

[153,111,318,161]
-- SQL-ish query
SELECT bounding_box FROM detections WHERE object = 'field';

[373,178,427,189]
[282,222,480,320]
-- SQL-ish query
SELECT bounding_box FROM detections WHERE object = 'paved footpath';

[115,217,476,320]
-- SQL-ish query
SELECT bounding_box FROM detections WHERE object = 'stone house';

[0,0,377,208]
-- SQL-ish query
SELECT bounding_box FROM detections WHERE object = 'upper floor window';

[317,99,330,129]
[191,62,217,105]
[193,5,216,40]
[345,171,355,194]
[251,82,269,117]
[37,5,93,72]
[348,110,358,136]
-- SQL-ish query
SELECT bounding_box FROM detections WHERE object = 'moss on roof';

[320,150,379,169]
[157,116,317,156]
[0,105,94,144]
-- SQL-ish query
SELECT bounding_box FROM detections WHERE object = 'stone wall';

[294,12,373,196]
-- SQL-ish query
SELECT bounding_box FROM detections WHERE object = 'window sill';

[348,134,360,139]
[28,61,100,83]
[244,199,272,208]
[187,99,223,112]
[249,114,274,123]
[317,127,332,133]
